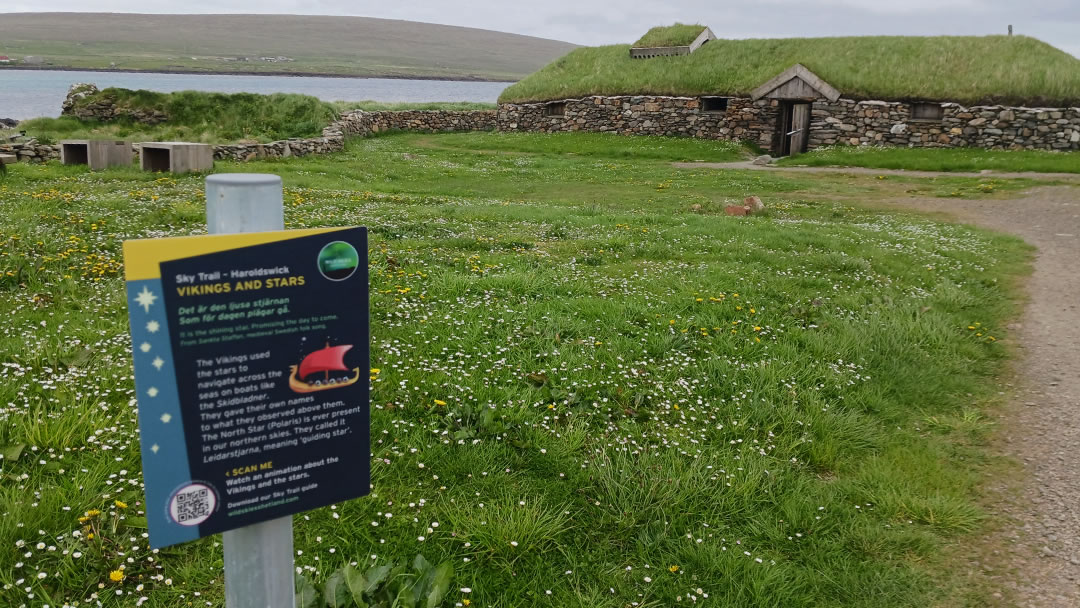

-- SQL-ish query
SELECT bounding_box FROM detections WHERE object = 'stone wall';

[0,140,60,162]
[497,95,1080,153]
[211,122,345,161]
[497,96,778,149]
[62,83,169,125]
[807,99,1080,151]
[336,109,496,137]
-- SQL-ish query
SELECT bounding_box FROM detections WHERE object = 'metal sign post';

[206,174,294,608]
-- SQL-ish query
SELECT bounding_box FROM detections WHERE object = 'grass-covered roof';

[633,24,706,48]
[499,35,1080,107]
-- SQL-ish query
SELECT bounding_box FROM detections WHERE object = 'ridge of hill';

[501,35,1080,106]
[0,12,579,81]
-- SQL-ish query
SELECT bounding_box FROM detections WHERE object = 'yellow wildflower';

[434,399,447,406]
[109,570,124,582]
[115,500,127,509]
[669,565,680,573]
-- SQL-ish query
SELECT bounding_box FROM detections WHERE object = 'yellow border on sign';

[124,228,349,281]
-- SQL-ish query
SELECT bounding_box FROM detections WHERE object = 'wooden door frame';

[774,100,812,157]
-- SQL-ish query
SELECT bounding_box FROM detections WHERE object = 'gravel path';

[872,186,1080,607]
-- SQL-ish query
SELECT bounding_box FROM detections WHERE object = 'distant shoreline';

[0,65,516,84]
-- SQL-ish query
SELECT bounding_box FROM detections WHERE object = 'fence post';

[205,173,294,608]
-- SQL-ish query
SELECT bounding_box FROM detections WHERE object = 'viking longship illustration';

[288,343,360,393]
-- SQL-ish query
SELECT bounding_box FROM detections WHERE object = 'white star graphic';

[152,357,165,370]
[139,342,152,353]
[134,286,158,313]
[146,320,161,333]
[147,387,159,398]
[160,413,172,423]
[150,444,160,454]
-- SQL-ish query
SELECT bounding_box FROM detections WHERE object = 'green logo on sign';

[317,241,360,281]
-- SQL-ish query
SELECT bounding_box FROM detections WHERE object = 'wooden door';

[789,103,810,155]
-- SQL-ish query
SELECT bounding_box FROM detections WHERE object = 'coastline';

[0,65,516,84]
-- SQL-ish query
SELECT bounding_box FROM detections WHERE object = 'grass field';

[777,146,1080,174]
[0,13,575,81]
[0,131,1037,607]
[499,35,1080,106]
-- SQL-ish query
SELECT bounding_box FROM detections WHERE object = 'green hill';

[500,35,1080,106]
[0,12,578,81]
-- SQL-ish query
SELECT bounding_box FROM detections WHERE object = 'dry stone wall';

[807,99,1080,151]
[497,96,778,149]
[1,140,60,162]
[335,109,496,137]
[497,94,1080,153]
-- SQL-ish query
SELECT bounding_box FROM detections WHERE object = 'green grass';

[776,146,1080,174]
[500,35,1080,106]
[633,24,707,48]
[332,101,497,112]
[22,88,339,143]
[0,132,1037,608]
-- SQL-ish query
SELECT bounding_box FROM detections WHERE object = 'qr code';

[175,488,211,523]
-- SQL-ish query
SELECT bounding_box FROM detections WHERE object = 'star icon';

[139,342,152,353]
[160,413,172,423]
[134,286,158,314]
[146,320,161,334]
[152,357,165,370]
[150,444,160,454]
[147,387,159,398]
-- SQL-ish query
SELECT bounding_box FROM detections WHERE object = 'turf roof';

[499,35,1080,107]
[633,24,707,48]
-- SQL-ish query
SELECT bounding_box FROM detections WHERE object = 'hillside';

[500,35,1080,106]
[0,13,578,81]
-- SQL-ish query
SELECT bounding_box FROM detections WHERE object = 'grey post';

[206,173,294,608]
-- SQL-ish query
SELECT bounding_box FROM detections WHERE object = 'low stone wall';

[497,95,1080,153]
[497,96,778,149]
[0,141,59,162]
[62,83,169,125]
[336,109,496,137]
[807,99,1080,151]
[211,122,345,161]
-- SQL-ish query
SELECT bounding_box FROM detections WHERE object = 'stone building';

[497,29,1080,155]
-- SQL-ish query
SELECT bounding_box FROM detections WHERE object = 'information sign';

[124,227,369,548]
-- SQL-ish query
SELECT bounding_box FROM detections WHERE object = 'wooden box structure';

[139,142,213,174]
[60,140,133,170]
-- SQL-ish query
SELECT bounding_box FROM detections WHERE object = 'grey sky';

[8,1,1080,57]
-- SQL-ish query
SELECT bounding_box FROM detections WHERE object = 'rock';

[0,118,17,129]
[744,196,765,213]
[689,203,702,212]
[61,83,100,116]
[751,155,773,166]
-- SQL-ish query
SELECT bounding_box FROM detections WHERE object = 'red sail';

[298,344,353,379]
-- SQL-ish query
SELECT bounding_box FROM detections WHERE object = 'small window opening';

[911,102,944,121]
[701,97,729,113]
[544,102,566,117]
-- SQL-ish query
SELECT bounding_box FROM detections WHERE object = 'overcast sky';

[9,1,1080,57]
